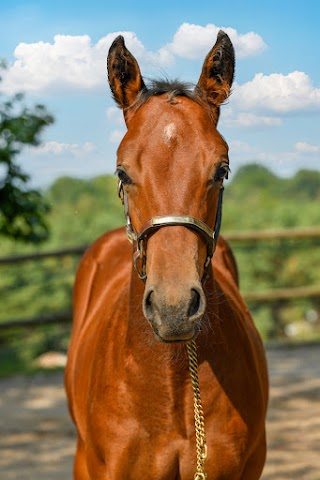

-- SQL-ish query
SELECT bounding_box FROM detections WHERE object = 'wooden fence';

[1,226,319,331]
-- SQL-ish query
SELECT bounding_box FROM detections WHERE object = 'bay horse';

[65,31,268,479]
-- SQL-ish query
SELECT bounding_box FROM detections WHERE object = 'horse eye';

[116,168,132,185]
[214,164,230,181]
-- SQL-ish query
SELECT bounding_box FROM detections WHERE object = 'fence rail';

[1,227,319,331]
[1,226,320,265]
[244,286,320,302]
[225,226,320,242]
[0,245,87,265]
[0,310,72,331]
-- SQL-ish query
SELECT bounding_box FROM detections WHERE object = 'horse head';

[107,31,235,343]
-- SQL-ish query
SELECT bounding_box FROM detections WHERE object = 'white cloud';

[256,150,298,163]
[222,108,282,127]
[295,142,320,153]
[232,71,320,113]
[106,107,126,143]
[1,24,266,95]
[164,23,267,60]
[221,71,320,128]
[229,140,253,153]
[31,141,96,156]
[1,32,174,94]
[3,35,102,93]
[227,139,320,178]
[106,106,125,126]
[109,129,125,143]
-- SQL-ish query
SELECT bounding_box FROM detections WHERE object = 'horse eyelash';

[116,167,132,185]
[214,164,230,181]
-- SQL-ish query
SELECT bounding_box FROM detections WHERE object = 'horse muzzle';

[142,285,206,343]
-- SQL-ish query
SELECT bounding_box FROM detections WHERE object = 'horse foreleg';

[240,435,267,479]
[74,437,91,480]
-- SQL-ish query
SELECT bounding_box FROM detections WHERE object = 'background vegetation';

[1,164,319,375]
[0,69,54,243]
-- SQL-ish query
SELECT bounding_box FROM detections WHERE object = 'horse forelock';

[129,78,218,125]
[130,79,199,110]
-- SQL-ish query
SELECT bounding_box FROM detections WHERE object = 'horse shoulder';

[71,227,130,338]
[212,236,268,404]
[204,237,268,475]
[65,227,131,432]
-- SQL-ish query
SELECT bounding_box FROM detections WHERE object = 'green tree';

[0,65,54,242]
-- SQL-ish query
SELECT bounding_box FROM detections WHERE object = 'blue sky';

[1,0,319,186]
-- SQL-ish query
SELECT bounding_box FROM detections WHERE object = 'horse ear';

[107,36,146,110]
[196,31,235,121]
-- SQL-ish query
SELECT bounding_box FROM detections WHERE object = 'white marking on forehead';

[163,123,176,145]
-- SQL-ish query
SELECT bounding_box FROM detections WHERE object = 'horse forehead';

[163,122,177,144]
[132,95,207,128]
[120,96,228,160]
[136,96,221,142]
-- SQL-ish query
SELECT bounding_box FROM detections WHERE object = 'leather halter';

[118,180,224,282]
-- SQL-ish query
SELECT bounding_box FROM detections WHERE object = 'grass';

[0,324,70,378]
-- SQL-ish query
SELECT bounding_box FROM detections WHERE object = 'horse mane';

[134,79,198,108]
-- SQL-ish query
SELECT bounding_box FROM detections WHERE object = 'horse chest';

[85,350,252,480]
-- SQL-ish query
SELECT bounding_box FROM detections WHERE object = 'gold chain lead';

[187,340,208,480]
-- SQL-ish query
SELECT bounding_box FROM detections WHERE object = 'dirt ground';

[0,344,319,480]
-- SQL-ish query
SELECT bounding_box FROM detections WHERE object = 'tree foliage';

[0,67,54,242]
[222,164,320,338]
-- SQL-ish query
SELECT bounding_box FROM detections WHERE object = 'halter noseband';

[118,180,224,282]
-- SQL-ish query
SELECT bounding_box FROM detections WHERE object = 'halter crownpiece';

[118,180,224,281]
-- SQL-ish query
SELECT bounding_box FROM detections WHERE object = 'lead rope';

[187,340,208,480]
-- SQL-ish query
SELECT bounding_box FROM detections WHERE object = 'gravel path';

[0,345,319,479]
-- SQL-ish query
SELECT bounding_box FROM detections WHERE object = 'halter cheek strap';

[118,180,224,282]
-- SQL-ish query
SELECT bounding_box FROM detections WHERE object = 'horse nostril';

[146,291,153,306]
[188,289,201,318]
[144,290,154,317]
